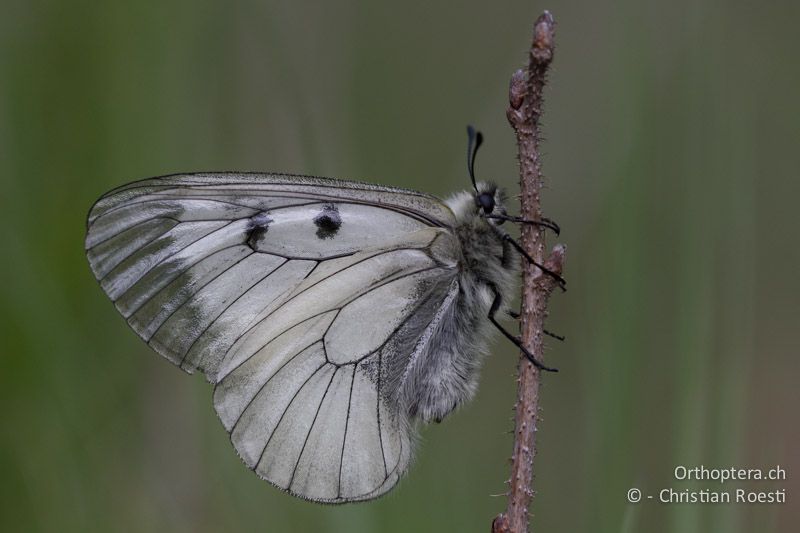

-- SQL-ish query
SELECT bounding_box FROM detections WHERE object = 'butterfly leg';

[485,213,560,235]
[543,329,565,341]
[488,284,558,372]
[502,235,567,291]
[505,311,565,341]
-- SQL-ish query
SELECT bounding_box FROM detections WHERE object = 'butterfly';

[84,127,563,503]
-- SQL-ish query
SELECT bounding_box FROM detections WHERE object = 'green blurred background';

[1,0,798,531]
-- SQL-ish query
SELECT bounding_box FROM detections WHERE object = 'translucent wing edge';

[86,172,456,229]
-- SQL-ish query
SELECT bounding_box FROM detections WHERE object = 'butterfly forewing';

[85,172,460,502]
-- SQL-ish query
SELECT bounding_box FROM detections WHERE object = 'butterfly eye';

[477,192,495,214]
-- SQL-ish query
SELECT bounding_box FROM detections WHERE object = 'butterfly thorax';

[445,184,518,291]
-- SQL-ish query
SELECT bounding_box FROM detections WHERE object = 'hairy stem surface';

[492,11,566,533]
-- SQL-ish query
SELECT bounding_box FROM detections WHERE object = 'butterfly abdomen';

[399,188,518,423]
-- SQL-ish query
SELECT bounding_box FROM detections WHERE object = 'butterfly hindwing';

[212,239,458,501]
[85,173,461,502]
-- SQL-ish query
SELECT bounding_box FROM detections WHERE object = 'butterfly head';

[445,181,508,227]
[465,125,507,225]
[476,188,495,214]
[474,181,508,223]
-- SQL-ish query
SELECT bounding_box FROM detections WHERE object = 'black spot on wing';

[314,204,341,240]
[246,212,273,249]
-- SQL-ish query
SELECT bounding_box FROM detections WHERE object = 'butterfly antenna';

[466,125,483,193]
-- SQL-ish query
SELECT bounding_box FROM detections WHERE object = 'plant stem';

[492,11,565,533]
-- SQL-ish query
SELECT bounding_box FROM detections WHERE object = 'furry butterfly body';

[85,172,518,502]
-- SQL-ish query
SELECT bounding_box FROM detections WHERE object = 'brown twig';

[492,11,565,533]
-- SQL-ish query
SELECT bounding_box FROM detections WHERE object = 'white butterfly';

[84,127,563,503]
